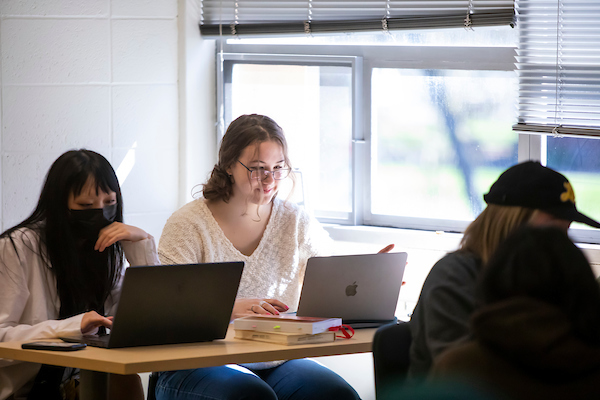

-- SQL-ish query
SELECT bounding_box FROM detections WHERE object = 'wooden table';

[0,328,376,400]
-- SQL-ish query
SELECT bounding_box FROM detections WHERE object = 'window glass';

[222,25,519,227]
[229,63,353,213]
[371,68,518,220]
[547,137,600,229]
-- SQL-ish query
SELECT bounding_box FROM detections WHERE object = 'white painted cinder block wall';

[0,0,375,397]
[0,0,182,240]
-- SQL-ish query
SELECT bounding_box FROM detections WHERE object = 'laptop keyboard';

[80,333,111,348]
[61,332,111,348]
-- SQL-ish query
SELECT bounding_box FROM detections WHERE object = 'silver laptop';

[61,262,244,348]
[296,252,407,328]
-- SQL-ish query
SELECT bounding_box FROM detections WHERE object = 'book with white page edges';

[234,329,336,345]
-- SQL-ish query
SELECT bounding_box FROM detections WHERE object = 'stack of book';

[233,314,342,345]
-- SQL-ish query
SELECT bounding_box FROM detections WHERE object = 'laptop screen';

[296,253,407,326]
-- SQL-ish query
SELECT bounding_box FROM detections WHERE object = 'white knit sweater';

[158,197,332,310]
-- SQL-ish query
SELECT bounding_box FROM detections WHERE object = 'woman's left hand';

[95,222,150,252]
[378,244,395,253]
[378,243,406,285]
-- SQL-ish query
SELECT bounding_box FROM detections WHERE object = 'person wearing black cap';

[483,160,600,231]
[407,161,600,378]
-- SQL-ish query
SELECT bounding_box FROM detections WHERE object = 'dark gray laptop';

[296,252,407,328]
[61,262,244,348]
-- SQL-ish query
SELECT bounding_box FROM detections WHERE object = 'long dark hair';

[202,114,293,202]
[479,226,600,344]
[1,149,124,318]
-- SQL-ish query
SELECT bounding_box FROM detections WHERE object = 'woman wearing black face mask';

[0,149,159,400]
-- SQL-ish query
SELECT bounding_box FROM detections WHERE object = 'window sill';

[323,224,462,252]
[323,224,600,276]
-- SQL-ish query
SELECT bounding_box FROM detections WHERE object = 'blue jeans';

[154,359,361,400]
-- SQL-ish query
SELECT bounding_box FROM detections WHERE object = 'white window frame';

[218,51,363,224]
[218,40,600,244]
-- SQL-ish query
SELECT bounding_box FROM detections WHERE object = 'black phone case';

[21,341,87,351]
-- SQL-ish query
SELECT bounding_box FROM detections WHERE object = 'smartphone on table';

[22,341,86,351]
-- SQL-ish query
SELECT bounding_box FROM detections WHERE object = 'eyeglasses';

[238,160,291,180]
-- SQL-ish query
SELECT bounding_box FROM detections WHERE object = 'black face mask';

[69,204,118,240]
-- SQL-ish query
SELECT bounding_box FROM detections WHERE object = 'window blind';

[200,0,515,37]
[513,0,600,137]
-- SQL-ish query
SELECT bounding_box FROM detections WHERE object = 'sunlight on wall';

[116,141,137,185]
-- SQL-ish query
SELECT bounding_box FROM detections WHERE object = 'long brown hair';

[460,204,535,265]
[203,114,294,202]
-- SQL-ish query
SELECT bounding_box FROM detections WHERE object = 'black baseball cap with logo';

[483,161,600,229]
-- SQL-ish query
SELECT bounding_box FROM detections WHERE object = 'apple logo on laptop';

[345,282,357,296]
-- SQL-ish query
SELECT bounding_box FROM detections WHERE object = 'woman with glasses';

[154,114,361,400]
